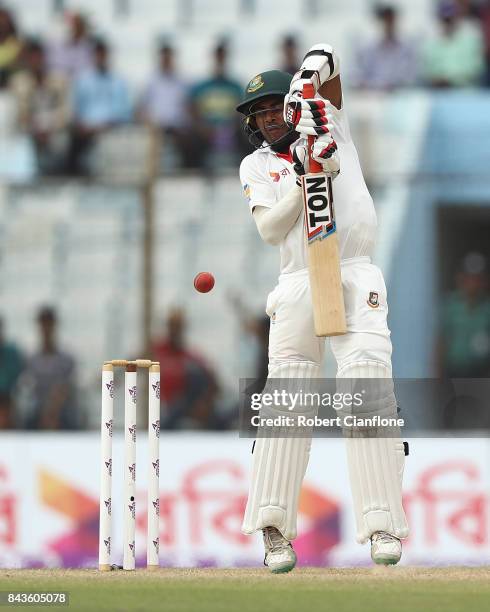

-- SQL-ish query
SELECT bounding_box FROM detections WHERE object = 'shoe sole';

[269,554,297,574]
[372,556,400,565]
[271,563,296,574]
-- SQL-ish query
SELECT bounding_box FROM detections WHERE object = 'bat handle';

[302,83,322,174]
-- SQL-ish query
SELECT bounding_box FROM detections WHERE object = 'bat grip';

[302,83,322,174]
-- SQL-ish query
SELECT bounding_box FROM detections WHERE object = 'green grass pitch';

[0,567,489,611]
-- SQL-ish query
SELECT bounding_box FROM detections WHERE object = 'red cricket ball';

[193,272,215,293]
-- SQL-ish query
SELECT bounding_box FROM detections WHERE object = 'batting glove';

[312,133,340,175]
[291,135,340,186]
[289,43,340,97]
[284,93,334,136]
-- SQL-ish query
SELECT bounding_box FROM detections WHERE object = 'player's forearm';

[252,186,303,246]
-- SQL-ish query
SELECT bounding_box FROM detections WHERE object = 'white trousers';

[242,257,409,542]
[266,257,392,371]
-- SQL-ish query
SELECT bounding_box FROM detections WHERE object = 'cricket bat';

[301,83,346,337]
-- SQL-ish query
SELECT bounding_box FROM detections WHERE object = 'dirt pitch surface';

[0,567,489,611]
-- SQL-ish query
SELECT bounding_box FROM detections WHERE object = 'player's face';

[252,96,289,144]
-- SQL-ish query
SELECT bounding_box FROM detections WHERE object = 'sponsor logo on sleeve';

[243,183,251,201]
[269,168,291,182]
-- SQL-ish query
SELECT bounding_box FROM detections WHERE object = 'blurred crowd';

[352,0,490,89]
[437,253,490,380]
[0,7,253,177]
[1,249,488,431]
[1,1,490,177]
[1,0,490,432]
[0,307,78,430]
[0,306,240,431]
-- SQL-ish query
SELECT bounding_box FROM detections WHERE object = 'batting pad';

[241,361,320,541]
[338,360,409,543]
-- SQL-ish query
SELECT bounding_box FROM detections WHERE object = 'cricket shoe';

[262,527,297,574]
[370,531,402,565]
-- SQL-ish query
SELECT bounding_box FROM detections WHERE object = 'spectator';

[20,306,79,429]
[151,308,220,429]
[352,4,418,90]
[437,253,490,377]
[189,41,244,170]
[10,39,69,175]
[0,7,22,88]
[0,392,13,429]
[241,0,256,15]
[139,43,190,169]
[223,293,271,430]
[0,317,23,428]
[479,1,490,85]
[238,314,270,432]
[247,315,270,390]
[228,292,269,389]
[114,0,130,18]
[456,0,480,20]
[280,34,300,75]
[422,0,484,87]
[47,11,93,79]
[66,38,131,175]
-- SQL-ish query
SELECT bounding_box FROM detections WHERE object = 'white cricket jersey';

[239,99,377,274]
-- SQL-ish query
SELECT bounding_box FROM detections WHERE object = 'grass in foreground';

[0,567,489,612]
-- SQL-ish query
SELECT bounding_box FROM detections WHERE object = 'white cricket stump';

[123,364,137,570]
[99,359,161,571]
[99,363,114,571]
[147,364,160,569]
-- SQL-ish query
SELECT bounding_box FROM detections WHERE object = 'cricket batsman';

[237,44,409,572]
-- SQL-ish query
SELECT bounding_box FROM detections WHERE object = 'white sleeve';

[239,155,276,213]
[253,186,303,246]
